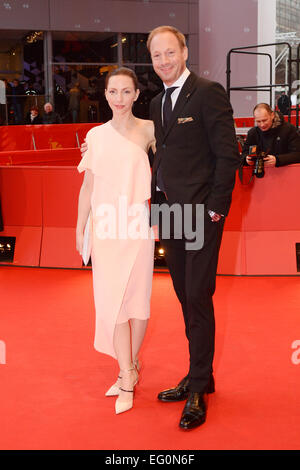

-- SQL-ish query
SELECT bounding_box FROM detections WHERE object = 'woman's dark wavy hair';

[105,67,138,91]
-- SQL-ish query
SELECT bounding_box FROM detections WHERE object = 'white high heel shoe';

[105,375,122,397]
[105,358,140,397]
[115,367,138,415]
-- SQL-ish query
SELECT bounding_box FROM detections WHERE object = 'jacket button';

[162,144,166,149]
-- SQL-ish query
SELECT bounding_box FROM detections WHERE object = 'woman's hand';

[76,229,84,256]
[80,139,88,157]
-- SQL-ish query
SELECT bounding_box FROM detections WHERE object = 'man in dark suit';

[42,102,62,124]
[147,26,240,430]
[277,91,291,116]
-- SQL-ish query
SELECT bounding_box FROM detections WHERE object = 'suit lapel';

[152,72,198,173]
[163,72,198,141]
[153,90,164,142]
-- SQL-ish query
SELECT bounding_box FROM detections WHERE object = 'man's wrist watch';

[208,210,224,218]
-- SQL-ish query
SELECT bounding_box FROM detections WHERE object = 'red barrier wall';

[0,123,99,151]
[218,164,300,275]
[0,121,299,274]
[0,166,83,268]
[0,123,100,166]
[1,163,300,275]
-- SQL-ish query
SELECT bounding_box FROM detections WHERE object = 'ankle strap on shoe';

[120,367,135,373]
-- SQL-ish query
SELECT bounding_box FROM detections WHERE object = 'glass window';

[53,63,117,123]
[52,32,118,64]
[125,65,163,119]
[122,33,151,64]
[52,32,119,123]
[0,30,45,124]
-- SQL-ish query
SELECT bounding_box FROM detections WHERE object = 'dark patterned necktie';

[157,86,178,192]
[163,86,178,129]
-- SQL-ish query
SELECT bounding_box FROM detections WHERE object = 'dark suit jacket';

[149,72,240,217]
[42,111,62,124]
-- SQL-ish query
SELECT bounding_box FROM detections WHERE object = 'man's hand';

[263,154,276,167]
[247,154,276,167]
[246,155,255,165]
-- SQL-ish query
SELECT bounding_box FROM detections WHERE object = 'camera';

[248,145,265,178]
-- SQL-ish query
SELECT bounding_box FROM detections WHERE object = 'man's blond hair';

[253,103,273,114]
[147,25,186,51]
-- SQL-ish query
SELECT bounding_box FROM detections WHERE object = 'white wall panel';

[49,0,189,33]
[0,0,50,30]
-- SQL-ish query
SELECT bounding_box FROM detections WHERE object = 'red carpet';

[0,266,300,450]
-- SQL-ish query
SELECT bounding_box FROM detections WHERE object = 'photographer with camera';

[241,103,300,174]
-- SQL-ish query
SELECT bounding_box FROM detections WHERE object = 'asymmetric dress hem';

[78,121,154,359]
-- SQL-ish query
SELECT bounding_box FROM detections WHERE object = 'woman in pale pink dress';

[76,68,155,414]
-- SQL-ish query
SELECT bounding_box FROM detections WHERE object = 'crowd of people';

[0,77,63,126]
[22,102,62,125]
[0,77,106,126]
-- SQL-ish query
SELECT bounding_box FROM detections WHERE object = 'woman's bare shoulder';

[135,117,154,128]
[137,118,154,136]
[136,119,155,152]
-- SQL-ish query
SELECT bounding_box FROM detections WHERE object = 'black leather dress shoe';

[179,392,207,430]
[157,374,215,402]
[206,374,215,394]
[157,376,189,402]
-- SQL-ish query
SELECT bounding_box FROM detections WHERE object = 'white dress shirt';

[156,68,191,191]
[161,67,191,122]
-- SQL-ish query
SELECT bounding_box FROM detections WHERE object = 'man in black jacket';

[148,26,240,430]
[42,102,62,124]
[242,103,300,167]
[277,91,291,116]
[11,79,25,124]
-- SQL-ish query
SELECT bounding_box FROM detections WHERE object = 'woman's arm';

[146,120,156,167]
[76,169,94,255]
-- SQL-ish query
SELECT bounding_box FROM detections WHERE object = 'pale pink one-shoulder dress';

[78,121,154,359]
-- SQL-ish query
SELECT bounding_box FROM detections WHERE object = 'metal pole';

[118,33,123,68]
[297,44,300,129]
[227,48,273,104]
[269,50,273,108]
[43,31,54,104]
[226,42,292,114]
[0,80,8,124]
[226,50,231,99]
[287,46,292,123]
[32,134,36,150]
[75,132,80,148]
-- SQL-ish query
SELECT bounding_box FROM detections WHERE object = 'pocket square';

[178,117,194,124]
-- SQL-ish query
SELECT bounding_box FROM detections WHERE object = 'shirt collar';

[163,68,190,91]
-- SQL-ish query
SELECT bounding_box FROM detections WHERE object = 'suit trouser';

[156,193,225,393]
